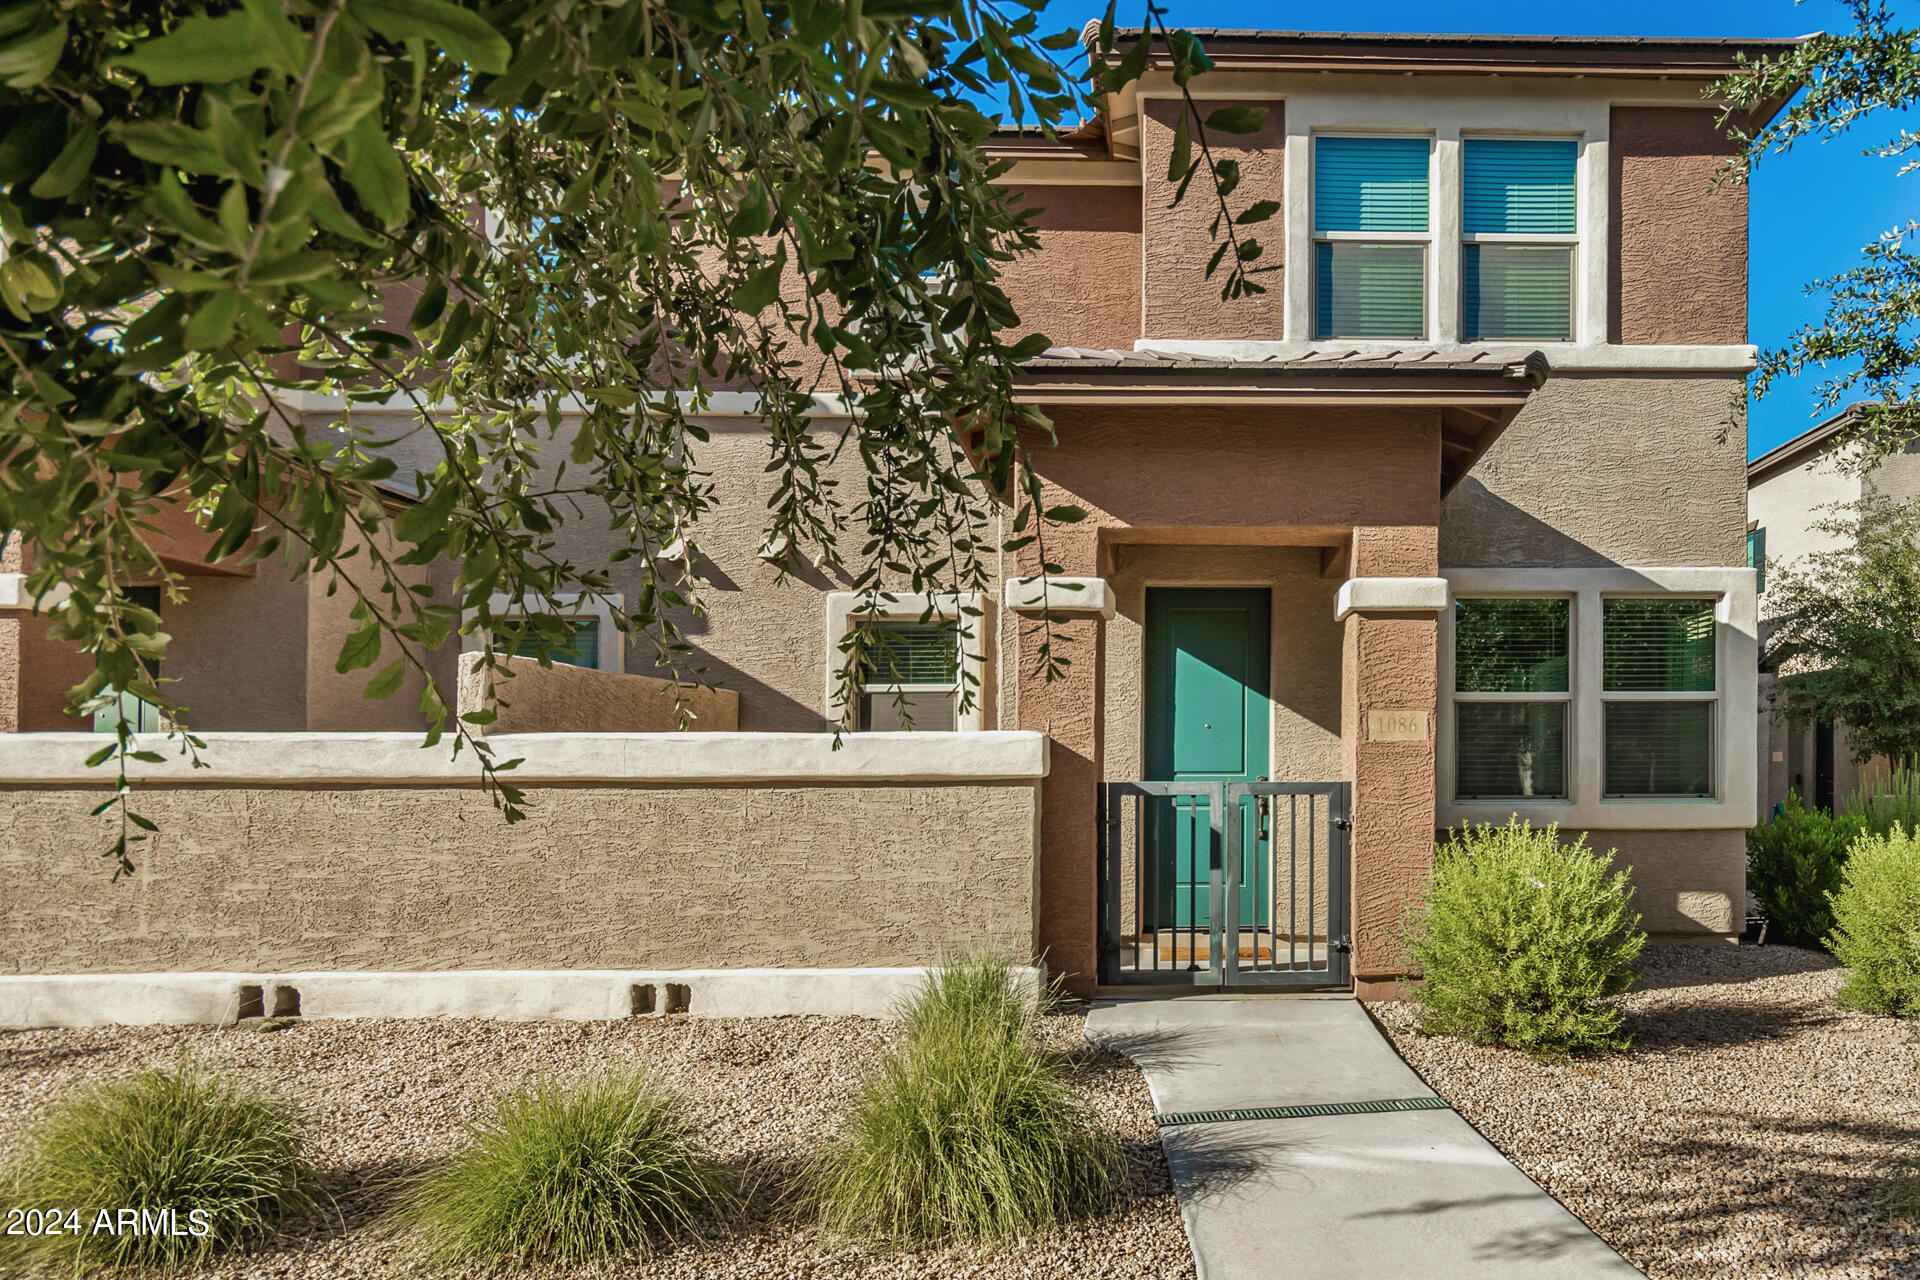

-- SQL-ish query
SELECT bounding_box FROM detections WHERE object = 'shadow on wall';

[1440,479,1623,569]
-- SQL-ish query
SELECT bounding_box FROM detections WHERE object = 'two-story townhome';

[0,28,1795,1019]
[1748,403,1911,813]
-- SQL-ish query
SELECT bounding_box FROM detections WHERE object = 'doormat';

[1155,1095,1451,1127]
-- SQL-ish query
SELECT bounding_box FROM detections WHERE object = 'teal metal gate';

[1098,780,1351,988]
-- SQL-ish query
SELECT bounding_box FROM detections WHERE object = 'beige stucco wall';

[2,780,1039,974]
[458,653,740,733]
[1441,374,1748,568]
[1572,828,1746,939]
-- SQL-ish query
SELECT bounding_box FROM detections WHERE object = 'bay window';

[1313,135,1431,340]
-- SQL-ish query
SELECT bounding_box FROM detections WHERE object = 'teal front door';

[1145,588,1272,930]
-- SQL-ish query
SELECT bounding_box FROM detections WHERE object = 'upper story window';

[1312,136,1430,340]
[1747,526,1766,593]
[1461,138,1578,342]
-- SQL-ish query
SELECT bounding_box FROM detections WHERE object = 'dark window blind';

[1603,599,1714,691]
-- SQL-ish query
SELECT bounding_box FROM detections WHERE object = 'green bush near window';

[808,957,1118,1243]
[1,1065,319,1270]
[387,1069,734,1268]
[1826,824,1920,1020]
[1747,793,1866,949]
[1402,820,1645,1058]
[1840,764,1920,840]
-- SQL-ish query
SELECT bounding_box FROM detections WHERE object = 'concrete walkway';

[1086,996,1644,1279]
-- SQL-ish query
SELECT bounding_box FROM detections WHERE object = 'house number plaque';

[1366,709,1429,742]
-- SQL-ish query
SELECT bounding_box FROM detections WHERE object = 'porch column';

[1337,565,1447,1001]
[1007,573,1111,994]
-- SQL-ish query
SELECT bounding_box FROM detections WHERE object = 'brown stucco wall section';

[1440,374,1747,568]
[1139,98,1284,340]
[1610,107,1747,346]
[2,782,1039,974]
[1001,185,1142,350]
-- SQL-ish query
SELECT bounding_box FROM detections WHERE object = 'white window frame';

[463,592,625,674]
[1437,568,1757,830]
[824,592,988,732]
[1598,594,1720,800]
[1458,132,1582,343]
[1311,131,1434,343]
[1449,594,1575,803]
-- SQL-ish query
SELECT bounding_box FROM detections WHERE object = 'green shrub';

[1748,793,1865,947]
[1826,824,1920,1019]
[1403,820,1646,1057]
[387,1069,734,1268]
[1842,764,1920,839]
[1890,1158,1920,1220]
[809,961,1117,1243]
[1,1065,319,1270]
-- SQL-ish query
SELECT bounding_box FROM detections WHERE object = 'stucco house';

[1748,403,1911,813]
[0,27,1790,1024]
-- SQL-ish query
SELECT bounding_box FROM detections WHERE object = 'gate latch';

[1332,936,1353,954]
[1332,815,1352,831]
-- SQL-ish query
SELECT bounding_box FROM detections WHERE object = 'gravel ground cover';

[0,1012,1193,1280]
[1375,945,1920,1280]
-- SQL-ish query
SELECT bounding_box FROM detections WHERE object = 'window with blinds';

[495,618,600,669]
[856,620,960,731]
[1313,136,1430,340]
[1461,138,1576,341]
[1452,598,1571,800]
[1602,598,1715,797]
[1748,527,1767,593]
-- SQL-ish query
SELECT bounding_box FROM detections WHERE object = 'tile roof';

[1023,346,1547,380]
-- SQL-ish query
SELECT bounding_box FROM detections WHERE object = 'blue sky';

[1028,0,1917,458]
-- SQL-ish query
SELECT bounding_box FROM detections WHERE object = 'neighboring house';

[0,27,1793,1023]
[1748,404,1913,812]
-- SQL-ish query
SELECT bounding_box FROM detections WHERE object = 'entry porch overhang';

[1007,346,1547,496]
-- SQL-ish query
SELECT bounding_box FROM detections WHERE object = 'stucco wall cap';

[0,573,69,612]
[0,731,1050,786]
[1335,577,1450,620]
[1004,576,1117,619]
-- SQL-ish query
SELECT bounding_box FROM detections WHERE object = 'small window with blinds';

[1461,138,1577,341]
[1452,597,1571,801]
[1602,598,1716,797]
[1313,135,1430,340]
[495,618,600,669]
[855,620,960,731]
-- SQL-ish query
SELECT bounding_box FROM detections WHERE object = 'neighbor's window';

[494,618,601,669]
[1314,136,1430,340]
[855,620,960,731]
[1461,138,1577,341]
[1602,598,1716,797]
[1453,597,1571,801]
[1747,527,1766,593]
[93,585,164,733]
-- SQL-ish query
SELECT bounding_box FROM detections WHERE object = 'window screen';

[1602,598,1716,797]
[855,620,959,731]
[1603,599,1714,692]
[1452,598,1571,801]
[1461,138,1576,341]
[1314,136,1429,339]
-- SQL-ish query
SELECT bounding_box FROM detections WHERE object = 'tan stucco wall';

[1609,106,1747,347]
[1441,374,1748,567]
[1574,828,1746,939]
[1139,97,1284,340]
[1102,544,1341,786]
[2,780,1039,974]
[459,653,740,733]
[1001,184,1142,350]
[164,566,310,731]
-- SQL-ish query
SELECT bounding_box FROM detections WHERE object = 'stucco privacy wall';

[1582,829,1746,941]
[0,734,1043,993]
[1610,107,1748,347]
[1440,374,1748,568]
